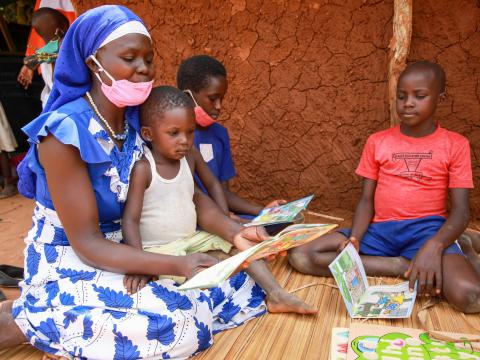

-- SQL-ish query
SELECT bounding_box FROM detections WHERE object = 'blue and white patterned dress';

[13,98,266,359]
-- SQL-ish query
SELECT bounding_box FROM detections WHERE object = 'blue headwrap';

[43,5,145,113]
[17,5,149,199]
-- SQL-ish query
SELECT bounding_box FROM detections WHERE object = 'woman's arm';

[122,158,150,250]
[38,135,215,276]
[347,178,377,250]
[189,148,229,215]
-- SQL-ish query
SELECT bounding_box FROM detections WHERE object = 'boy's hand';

[338,236,360,253]
[264,199,287,208]
[233,225,270,251]
[183,253,219,278]
[123,274,154,295]
[405,240,443,296]
[17,65,33,89]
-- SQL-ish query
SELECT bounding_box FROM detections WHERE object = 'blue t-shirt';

[194,123,236,192]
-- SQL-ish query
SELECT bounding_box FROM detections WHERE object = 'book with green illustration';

[329,243,417,318]
[178,223,337,290]
[244,194,314,227]
[346,324,480,359]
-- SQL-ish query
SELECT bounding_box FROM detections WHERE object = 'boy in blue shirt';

[177,55,285,218]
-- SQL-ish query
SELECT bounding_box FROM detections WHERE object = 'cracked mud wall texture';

[75,0,480,220]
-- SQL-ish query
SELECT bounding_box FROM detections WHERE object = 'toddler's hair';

[399,60,446,93]
[176,55,226,92]
[140,86,194,127]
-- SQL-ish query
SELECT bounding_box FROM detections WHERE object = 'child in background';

[289,61,480,313]
[122,86,317,314]
[176,55,285,219]
[17,7,69,107]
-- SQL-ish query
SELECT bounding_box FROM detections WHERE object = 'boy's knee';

[288,247,312,274]
[447,280,480,314]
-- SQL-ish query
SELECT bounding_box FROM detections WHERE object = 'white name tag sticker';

[199,143,214,163]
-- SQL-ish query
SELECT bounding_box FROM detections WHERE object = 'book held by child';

[244,194,314,227]
[178,223,337,290]
[329,243,417,318]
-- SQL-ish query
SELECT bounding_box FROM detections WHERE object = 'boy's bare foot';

[464,229,480,253]
[458,233,480,274]
[0,300,26,349]
[266,290,317,314]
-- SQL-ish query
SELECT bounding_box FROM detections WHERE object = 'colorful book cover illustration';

[178,223,337,290]
[244,194,314,227]
[329,244,416,318]
[331,327,349,360]
[347,323,480,360]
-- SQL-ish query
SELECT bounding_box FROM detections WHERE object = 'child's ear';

[438,91,447,102]
[141,126,152,141]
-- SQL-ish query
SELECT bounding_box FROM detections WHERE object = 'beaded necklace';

[86,91,129,141]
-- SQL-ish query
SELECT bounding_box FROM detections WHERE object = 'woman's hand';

[182,253,219,279]
[233,225,270,251]
[123,274,154,295]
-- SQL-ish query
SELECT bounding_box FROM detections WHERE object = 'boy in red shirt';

[289,61,480,313]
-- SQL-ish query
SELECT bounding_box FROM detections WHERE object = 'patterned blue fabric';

[13,101,266,358]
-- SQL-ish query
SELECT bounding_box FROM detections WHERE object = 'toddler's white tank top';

[139,147,197,248]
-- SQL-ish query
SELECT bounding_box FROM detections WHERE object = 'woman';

[0,5,267,359]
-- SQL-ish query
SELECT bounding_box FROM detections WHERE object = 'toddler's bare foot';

[266,290,317,314]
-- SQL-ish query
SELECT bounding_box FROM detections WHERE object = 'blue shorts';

[338,216,463,260]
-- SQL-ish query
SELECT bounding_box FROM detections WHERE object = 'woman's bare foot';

[459,233,480,274]
[0,300,26,349]
[266,290,318,314]
[42,354,69,360]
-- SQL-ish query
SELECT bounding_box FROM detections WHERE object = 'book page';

[179,223,336,290]
[249,224,337,262]
[329,243,369,317]
[353,282,416,318]
[330,327,349,360]
[244,194,314,226]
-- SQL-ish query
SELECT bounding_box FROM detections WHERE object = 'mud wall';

[75,0,480,220]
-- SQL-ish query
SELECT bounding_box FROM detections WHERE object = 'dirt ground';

[73,0,480,221]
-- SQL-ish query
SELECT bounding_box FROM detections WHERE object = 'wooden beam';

[388,0,413,126]
[0,13,17,52]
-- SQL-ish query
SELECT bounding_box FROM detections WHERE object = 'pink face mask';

[184,90,216,127]
[90,55,153,108]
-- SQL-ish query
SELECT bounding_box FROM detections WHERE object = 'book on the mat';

[244,194,314,227]
[346,323,480,359]
[178,223,337,290]
[330,327,349,360]
[329,243,417,318]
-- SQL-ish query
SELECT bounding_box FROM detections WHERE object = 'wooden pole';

[388,0,413,126]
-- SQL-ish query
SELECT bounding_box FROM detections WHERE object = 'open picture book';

[330,324,480,360]
[178,223,337,290]
[244,194,314,227]
[329,243,417,318]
